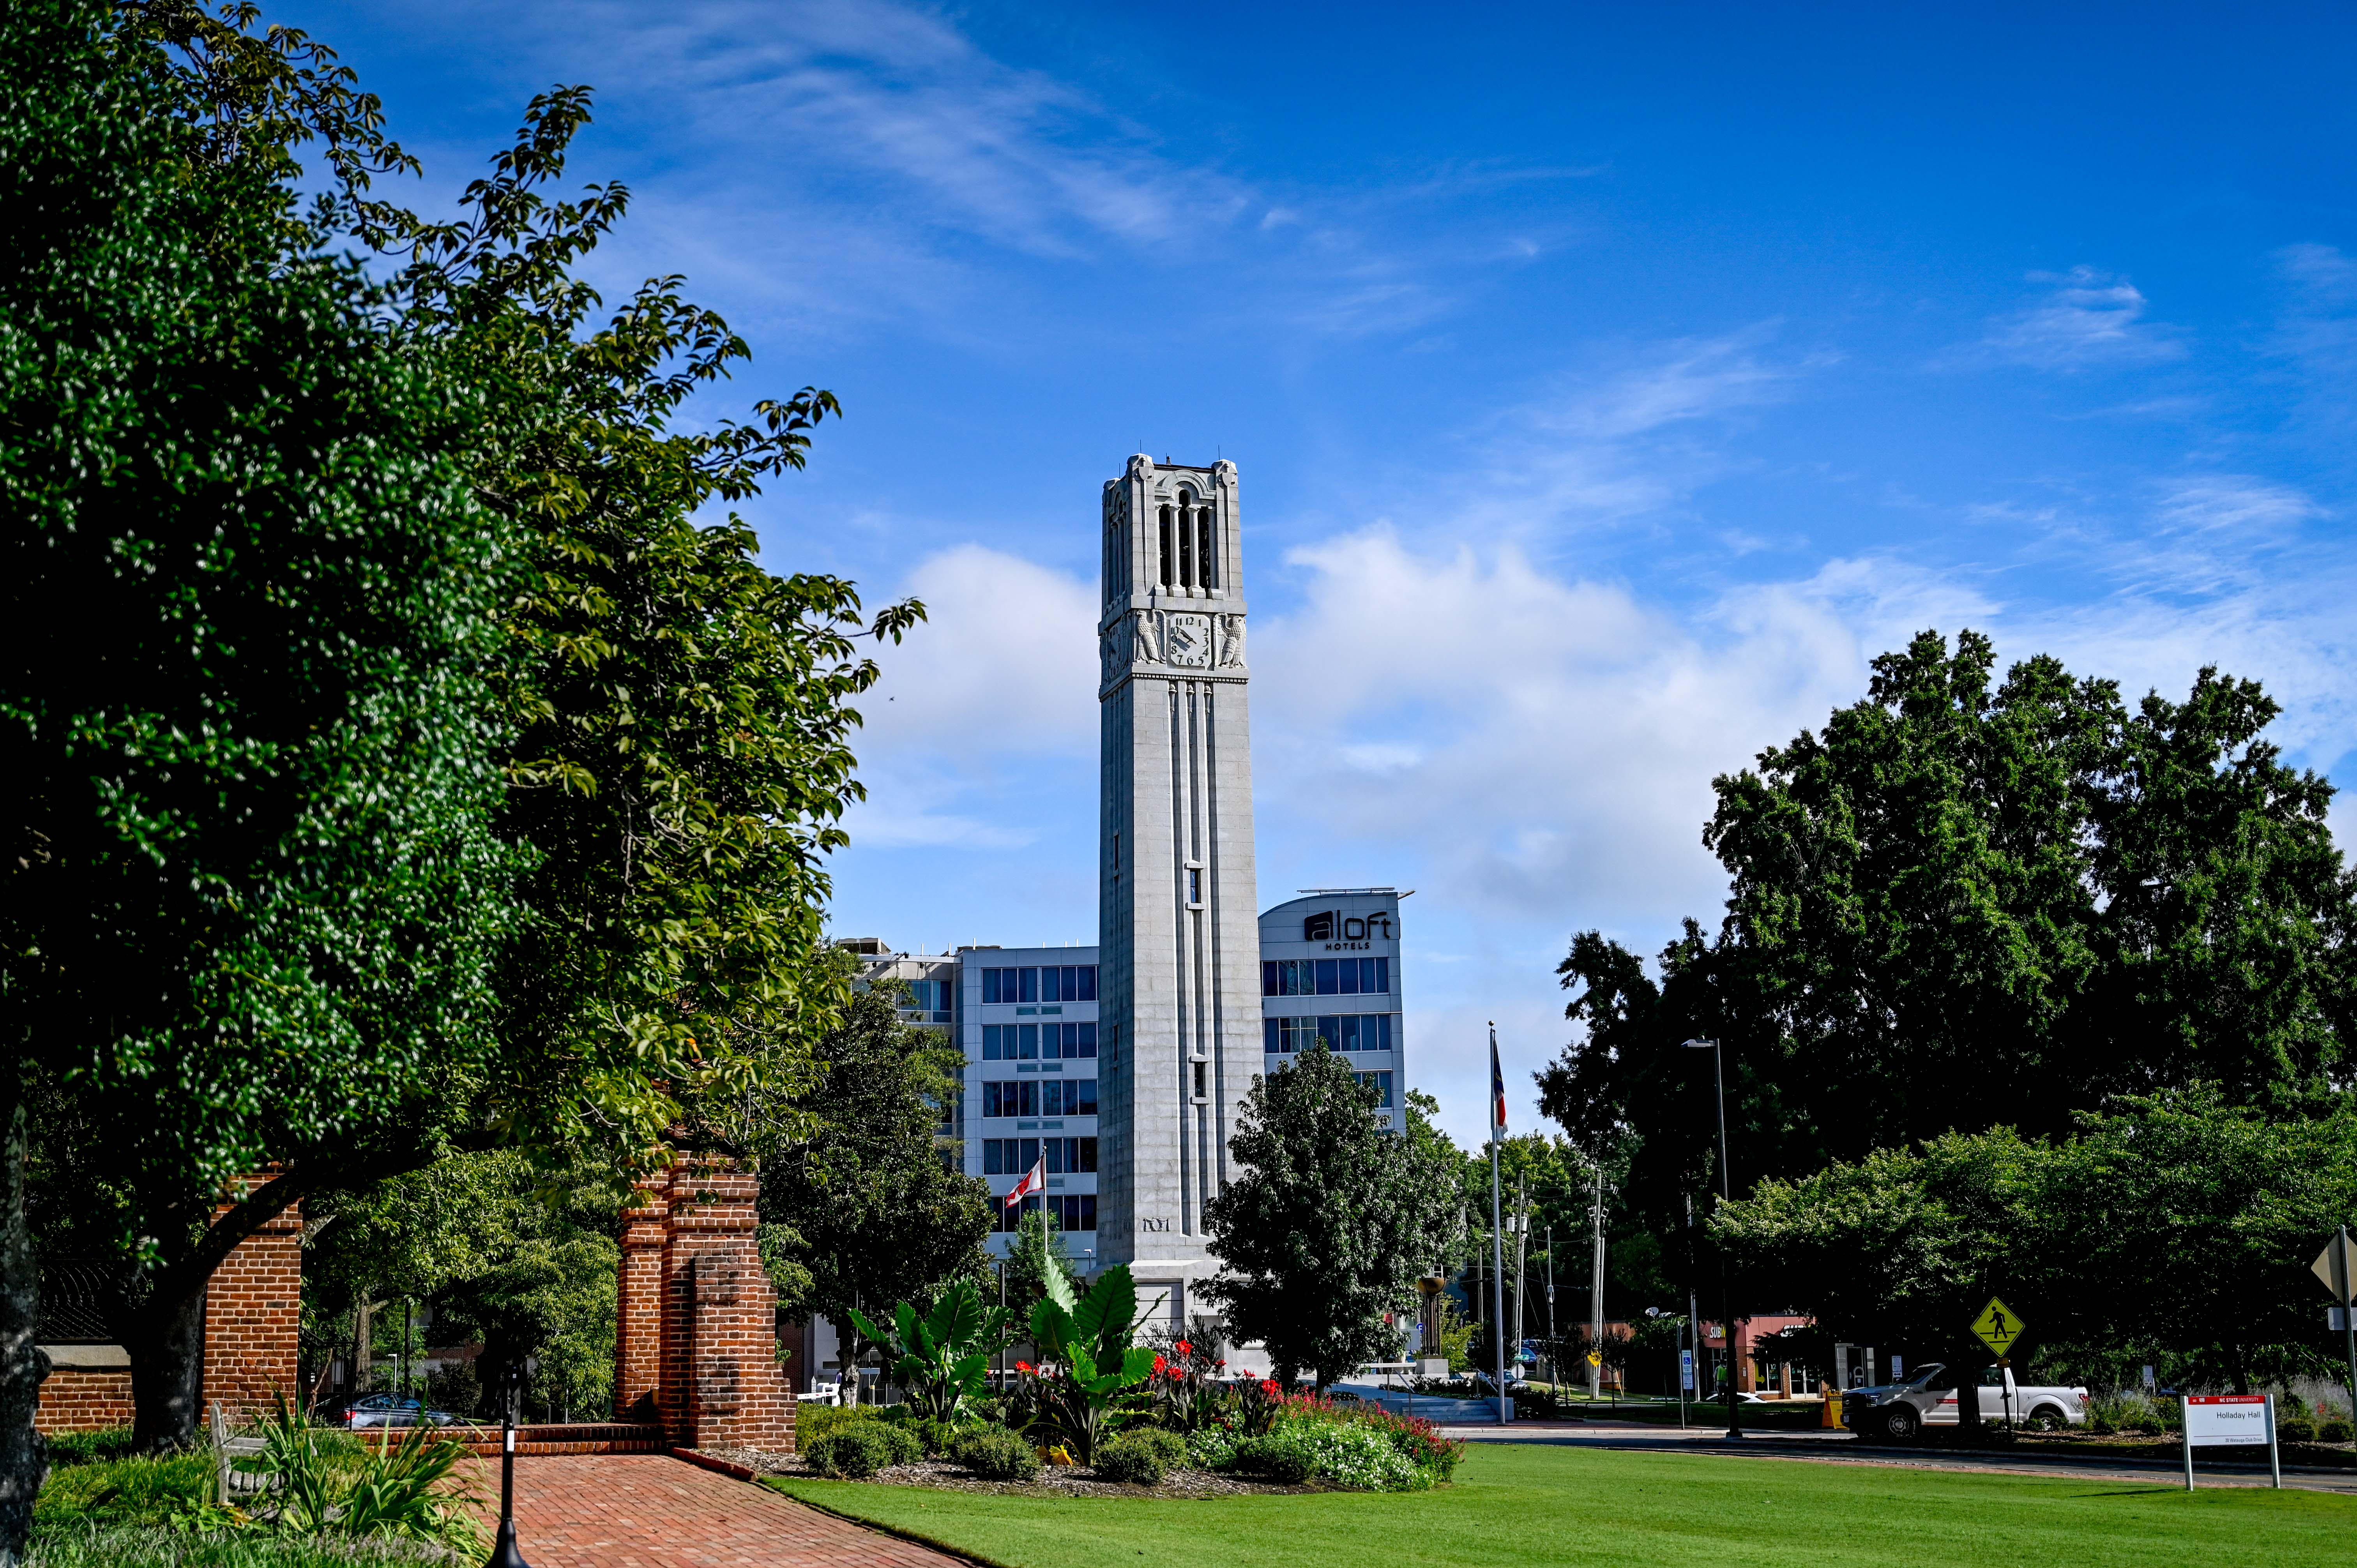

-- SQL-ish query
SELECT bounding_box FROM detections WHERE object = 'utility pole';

[1588,1164,1605,1401]
[1545,1224,1557,1386]
[1512,1173,1528,1371]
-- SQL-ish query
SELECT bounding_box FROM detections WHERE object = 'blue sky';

[283,0,2357,1145]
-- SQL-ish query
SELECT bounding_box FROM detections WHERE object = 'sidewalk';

[479,1453,965,1568]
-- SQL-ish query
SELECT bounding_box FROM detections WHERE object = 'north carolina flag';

[1005,1154,1046,1209]
[1489,1023,1507,1133]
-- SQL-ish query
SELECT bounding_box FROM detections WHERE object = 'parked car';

[1843,1363,2087,1439]
[342,1394,460,1429]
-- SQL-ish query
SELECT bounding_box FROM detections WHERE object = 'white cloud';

[1968,266,2185,371]
[843,543,1098,848]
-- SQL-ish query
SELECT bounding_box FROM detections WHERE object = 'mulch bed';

[704,1446,1325,1497]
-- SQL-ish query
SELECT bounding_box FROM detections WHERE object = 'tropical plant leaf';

[846,1304,891,1353]
[893,1300,920,1356]
[1071,1263,1135,1350]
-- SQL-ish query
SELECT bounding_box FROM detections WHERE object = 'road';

[1436,1418,2357,1496]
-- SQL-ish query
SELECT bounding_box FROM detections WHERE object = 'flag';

[1489,1023,1507,1134]
[1005,1154,1046,1209]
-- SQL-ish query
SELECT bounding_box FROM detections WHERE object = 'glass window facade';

[981,1137,1097,1175]
[1263,1013,1396,1054]
[980,1022,1098,1061]
[1354,1070,1395,1108]
[998,1194,1097,1233]
[982,1079,1097,1118]
[1263,957,1389,997]
[981,966,1098,1004]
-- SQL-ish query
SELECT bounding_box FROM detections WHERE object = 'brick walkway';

[479,1454,965,1568]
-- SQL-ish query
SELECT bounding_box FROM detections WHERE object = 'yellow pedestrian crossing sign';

[1971,1296,2025,1357]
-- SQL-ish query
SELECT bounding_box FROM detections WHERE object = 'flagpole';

[1489,1023,1509,1427]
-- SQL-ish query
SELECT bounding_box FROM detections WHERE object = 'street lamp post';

[1684,1037,1742,1441]
[485,1361,532,1568]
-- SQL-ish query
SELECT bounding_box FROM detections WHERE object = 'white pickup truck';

[1842,1363,2089,1439]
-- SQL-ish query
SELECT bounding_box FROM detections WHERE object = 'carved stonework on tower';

[1097,453,1258,1331]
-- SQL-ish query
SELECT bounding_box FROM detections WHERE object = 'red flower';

[1153,1354,1168,1374]
[1174,1340,1192,1357]
[1215,1359,1226,1368]
[1260,1379,1279,1397]
[1016,1361,1034,1374]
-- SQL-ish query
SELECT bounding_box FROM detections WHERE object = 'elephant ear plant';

[848,1277,1011,1421]
[1028,1263,1160,1464]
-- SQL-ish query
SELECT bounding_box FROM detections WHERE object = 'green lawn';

[770,1442,2355,1568]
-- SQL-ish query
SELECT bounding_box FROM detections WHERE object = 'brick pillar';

[613,1181,671,1425]
[645,1159,792,1453]
[198,1178,303,1425]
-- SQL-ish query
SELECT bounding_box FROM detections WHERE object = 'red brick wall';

[35,1178,302,1436]
[614,1188,669,1425]
[201,1180,304,1423]
[34,1368,134,1433]
[615,1159,794,1453]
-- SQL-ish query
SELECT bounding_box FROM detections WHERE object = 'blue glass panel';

[1315,960,1338,994]
[1338,961,1360,996]
[1077,1022,1098,1058]
[1077,1079,1098,1115]
[982,1025,1000,1061]
[1079,966,1097,1001]
[1019,1024,1039,1060]
[1020,967,1037,1003]
[1263,1019,1277,1053]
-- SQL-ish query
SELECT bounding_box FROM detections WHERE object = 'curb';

[672,1447,758,1481]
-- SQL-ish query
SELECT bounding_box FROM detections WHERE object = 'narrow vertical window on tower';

[1197,504,1216,589]
[1177,489,1196,586]
[1158,505,1174,587]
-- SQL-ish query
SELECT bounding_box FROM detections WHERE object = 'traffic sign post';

[2181,1395,2277,1491]
[2314,1227,2357,1431]
[1971,1298,2025,1432]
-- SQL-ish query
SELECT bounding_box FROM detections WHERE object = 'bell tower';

[1097,454,1258,1315]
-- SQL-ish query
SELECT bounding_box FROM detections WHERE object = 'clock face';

[1166,613,1212,667]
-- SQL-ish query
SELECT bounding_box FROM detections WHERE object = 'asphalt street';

[1436,1419,2357,1496]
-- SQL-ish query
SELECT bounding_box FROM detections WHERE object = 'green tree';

[1203,1048,1458,1388]
[757,985,993,1397]
[1541,631,2353,1245]
[1715,1089,2357,1398]
[4,0,520,1481]
[24,8,917,1448]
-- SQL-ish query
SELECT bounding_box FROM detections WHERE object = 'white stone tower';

[1097,454,1258,1321]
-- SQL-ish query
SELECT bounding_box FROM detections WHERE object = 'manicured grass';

[770,1441,2356,1568]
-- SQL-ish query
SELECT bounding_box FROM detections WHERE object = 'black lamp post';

[485,1360,532,1568]
[1683,1037,1742,1441]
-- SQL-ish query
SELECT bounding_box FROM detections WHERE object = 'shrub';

[2321,1417,2354,1444]
[906,1418,958,1457]
[804,1426,893,1480]
[1094,1429,1186,1486]
[2279,1416,2316,1443]
[798,1404,877,1446]
[948,1424,1040,1482]
[1185,1425,1241,1472]
[1230,1434,1315,1485]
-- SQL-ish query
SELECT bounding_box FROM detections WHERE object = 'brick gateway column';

[612,1159,793,1453]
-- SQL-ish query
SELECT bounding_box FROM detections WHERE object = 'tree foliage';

[1716,1089,2357,1395]
[757,984,993,1382]
[14,0,922,1449]
[1541,630,2355,1240]
[1203,1049,1458,1388]
[4,0,522,1459]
